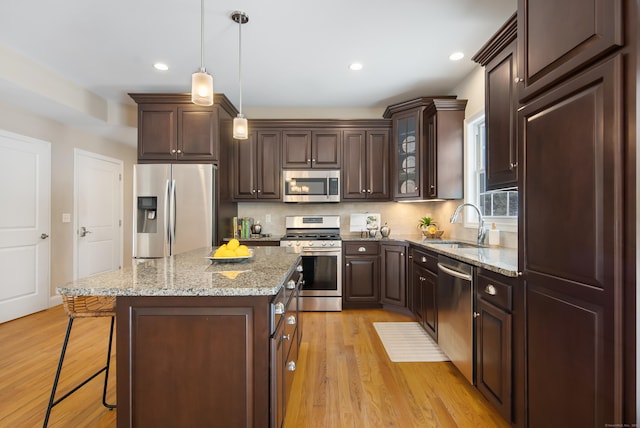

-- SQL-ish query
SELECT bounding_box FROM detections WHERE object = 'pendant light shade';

[192,0,213,106]
[232,11,249,139]
[192,69,213,106]
[233,114,248,139]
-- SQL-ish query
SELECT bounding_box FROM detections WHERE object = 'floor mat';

[373,322,450,362]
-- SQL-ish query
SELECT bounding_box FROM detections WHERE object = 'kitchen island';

[57,246,302,428]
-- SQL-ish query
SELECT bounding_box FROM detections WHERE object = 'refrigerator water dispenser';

[137,196,157,233]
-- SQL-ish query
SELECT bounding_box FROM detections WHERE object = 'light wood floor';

[0,306,508,428]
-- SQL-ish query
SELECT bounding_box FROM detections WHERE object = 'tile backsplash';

[237,200,517,249]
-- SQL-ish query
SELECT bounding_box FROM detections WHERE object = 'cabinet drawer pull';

[287,315,296,325]
[358,247,366,252]
[421,256,427,263]
[286,280,296,290]
[474,311,480,318]
[287,361,296,371]
[484,284,497,296]
[282,334,291,341]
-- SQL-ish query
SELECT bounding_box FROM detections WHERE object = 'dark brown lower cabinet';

[409,246,438,341]
[475,270,514,422]
[116,295,271,428]
[343,241,381,308]
[380,242,407,307]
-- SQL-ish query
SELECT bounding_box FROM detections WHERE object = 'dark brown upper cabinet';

[130,93,238,163]
[384,97,465,201]
[282,129,341,169]
[473,14,519,190]
[232,130,281,201]
[342,129,390,200]
[517,0,623,101]
[424,99,467,199]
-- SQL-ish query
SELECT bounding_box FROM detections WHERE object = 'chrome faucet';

[450,203,486,245]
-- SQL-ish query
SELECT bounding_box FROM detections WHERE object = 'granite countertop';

[342,233,519,278]
[57,247,301,297]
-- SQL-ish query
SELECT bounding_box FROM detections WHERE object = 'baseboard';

[49,294,62,307]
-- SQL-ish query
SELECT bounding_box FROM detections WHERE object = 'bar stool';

[43,295,117,427]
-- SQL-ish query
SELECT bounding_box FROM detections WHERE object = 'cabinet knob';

[286,280,296,290]
[509,162,518,169]
[287,361,297,371]
[415,187,419,191]
[484,284,497,296]
[400,253,404,257]
[358,247,366,252]
[171,149,177,154]
[474,312,481,318]
[177,149,182,154]
[312,159,316,162]
[282,333,291,341]
[346,263,350,267]
[430,185,435,190]
[361,189,367,193]
[274,302,285,315]
[421,256,427,263]
[257,189,261,193]
[514,77,524,83]
[296,265,303,272]
[287,315,296,325]
[367,189,372,193]
[408,255,413,259]
[307,159,311,162]
[252,189,256,193]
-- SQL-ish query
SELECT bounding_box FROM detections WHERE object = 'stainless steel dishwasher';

[437,255,474,384]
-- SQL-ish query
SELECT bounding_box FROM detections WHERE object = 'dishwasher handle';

[437,262,473,282]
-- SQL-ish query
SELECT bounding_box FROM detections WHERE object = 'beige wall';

[0,101,137,302]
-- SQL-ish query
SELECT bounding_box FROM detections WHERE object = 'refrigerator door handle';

[170,179,177,249]
[165,179,172,252]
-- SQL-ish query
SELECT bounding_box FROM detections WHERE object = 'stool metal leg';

[102,316,116,409]
[43,316,117,428]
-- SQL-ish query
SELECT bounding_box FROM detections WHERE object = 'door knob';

[79,226,92,237]
[40,233,49,239]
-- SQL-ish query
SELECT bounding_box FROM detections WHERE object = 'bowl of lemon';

[209,239,254,263]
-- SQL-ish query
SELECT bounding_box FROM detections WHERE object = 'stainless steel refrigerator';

[133,164,217,258]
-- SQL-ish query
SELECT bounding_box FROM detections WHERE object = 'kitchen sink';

[426,241,485,249]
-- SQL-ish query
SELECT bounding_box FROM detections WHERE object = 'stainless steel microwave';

[282,170,340,203]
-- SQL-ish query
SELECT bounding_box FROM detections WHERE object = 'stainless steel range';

[280,215,342,311]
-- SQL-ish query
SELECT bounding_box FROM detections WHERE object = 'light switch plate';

[62,213,71,223]
[265,214,271,223]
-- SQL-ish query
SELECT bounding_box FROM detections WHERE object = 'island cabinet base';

[116,295,272,428]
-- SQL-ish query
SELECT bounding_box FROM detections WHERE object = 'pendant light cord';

[200,0,205,71]
[238,15,243,115]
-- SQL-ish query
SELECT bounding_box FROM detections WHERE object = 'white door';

[74,150,122,279]
[0,130,51,323]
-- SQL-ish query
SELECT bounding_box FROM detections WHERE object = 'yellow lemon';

[235,245,249,256]
[227,239,240,251]
[222,249,236,257]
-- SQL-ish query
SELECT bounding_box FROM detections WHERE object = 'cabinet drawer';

[344,241,379,255]
[409,247,438,272]
[477,270,513,312]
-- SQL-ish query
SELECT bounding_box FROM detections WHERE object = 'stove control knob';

[329,241,335,246]
[295,242,301,247]
[308,241,314,246]
[322,241,327,246]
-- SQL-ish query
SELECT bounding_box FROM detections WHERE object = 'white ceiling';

[0,0,516,146]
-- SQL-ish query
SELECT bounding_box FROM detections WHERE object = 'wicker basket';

[422,229,444,239]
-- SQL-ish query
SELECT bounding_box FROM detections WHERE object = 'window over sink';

[465,113,518,232]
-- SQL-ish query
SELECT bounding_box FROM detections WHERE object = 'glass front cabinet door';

[393,109,421,199]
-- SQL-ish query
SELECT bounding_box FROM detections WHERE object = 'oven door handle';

[301,248,341,254]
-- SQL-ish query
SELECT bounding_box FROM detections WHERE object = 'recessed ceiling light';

[154,62,169,71]
[349,63,363,71]
[449,52,464,61]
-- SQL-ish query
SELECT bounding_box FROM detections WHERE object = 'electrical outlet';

[62,213,71,223]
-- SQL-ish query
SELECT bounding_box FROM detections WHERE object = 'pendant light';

[192,0,213,106]
[232,11,249,140]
